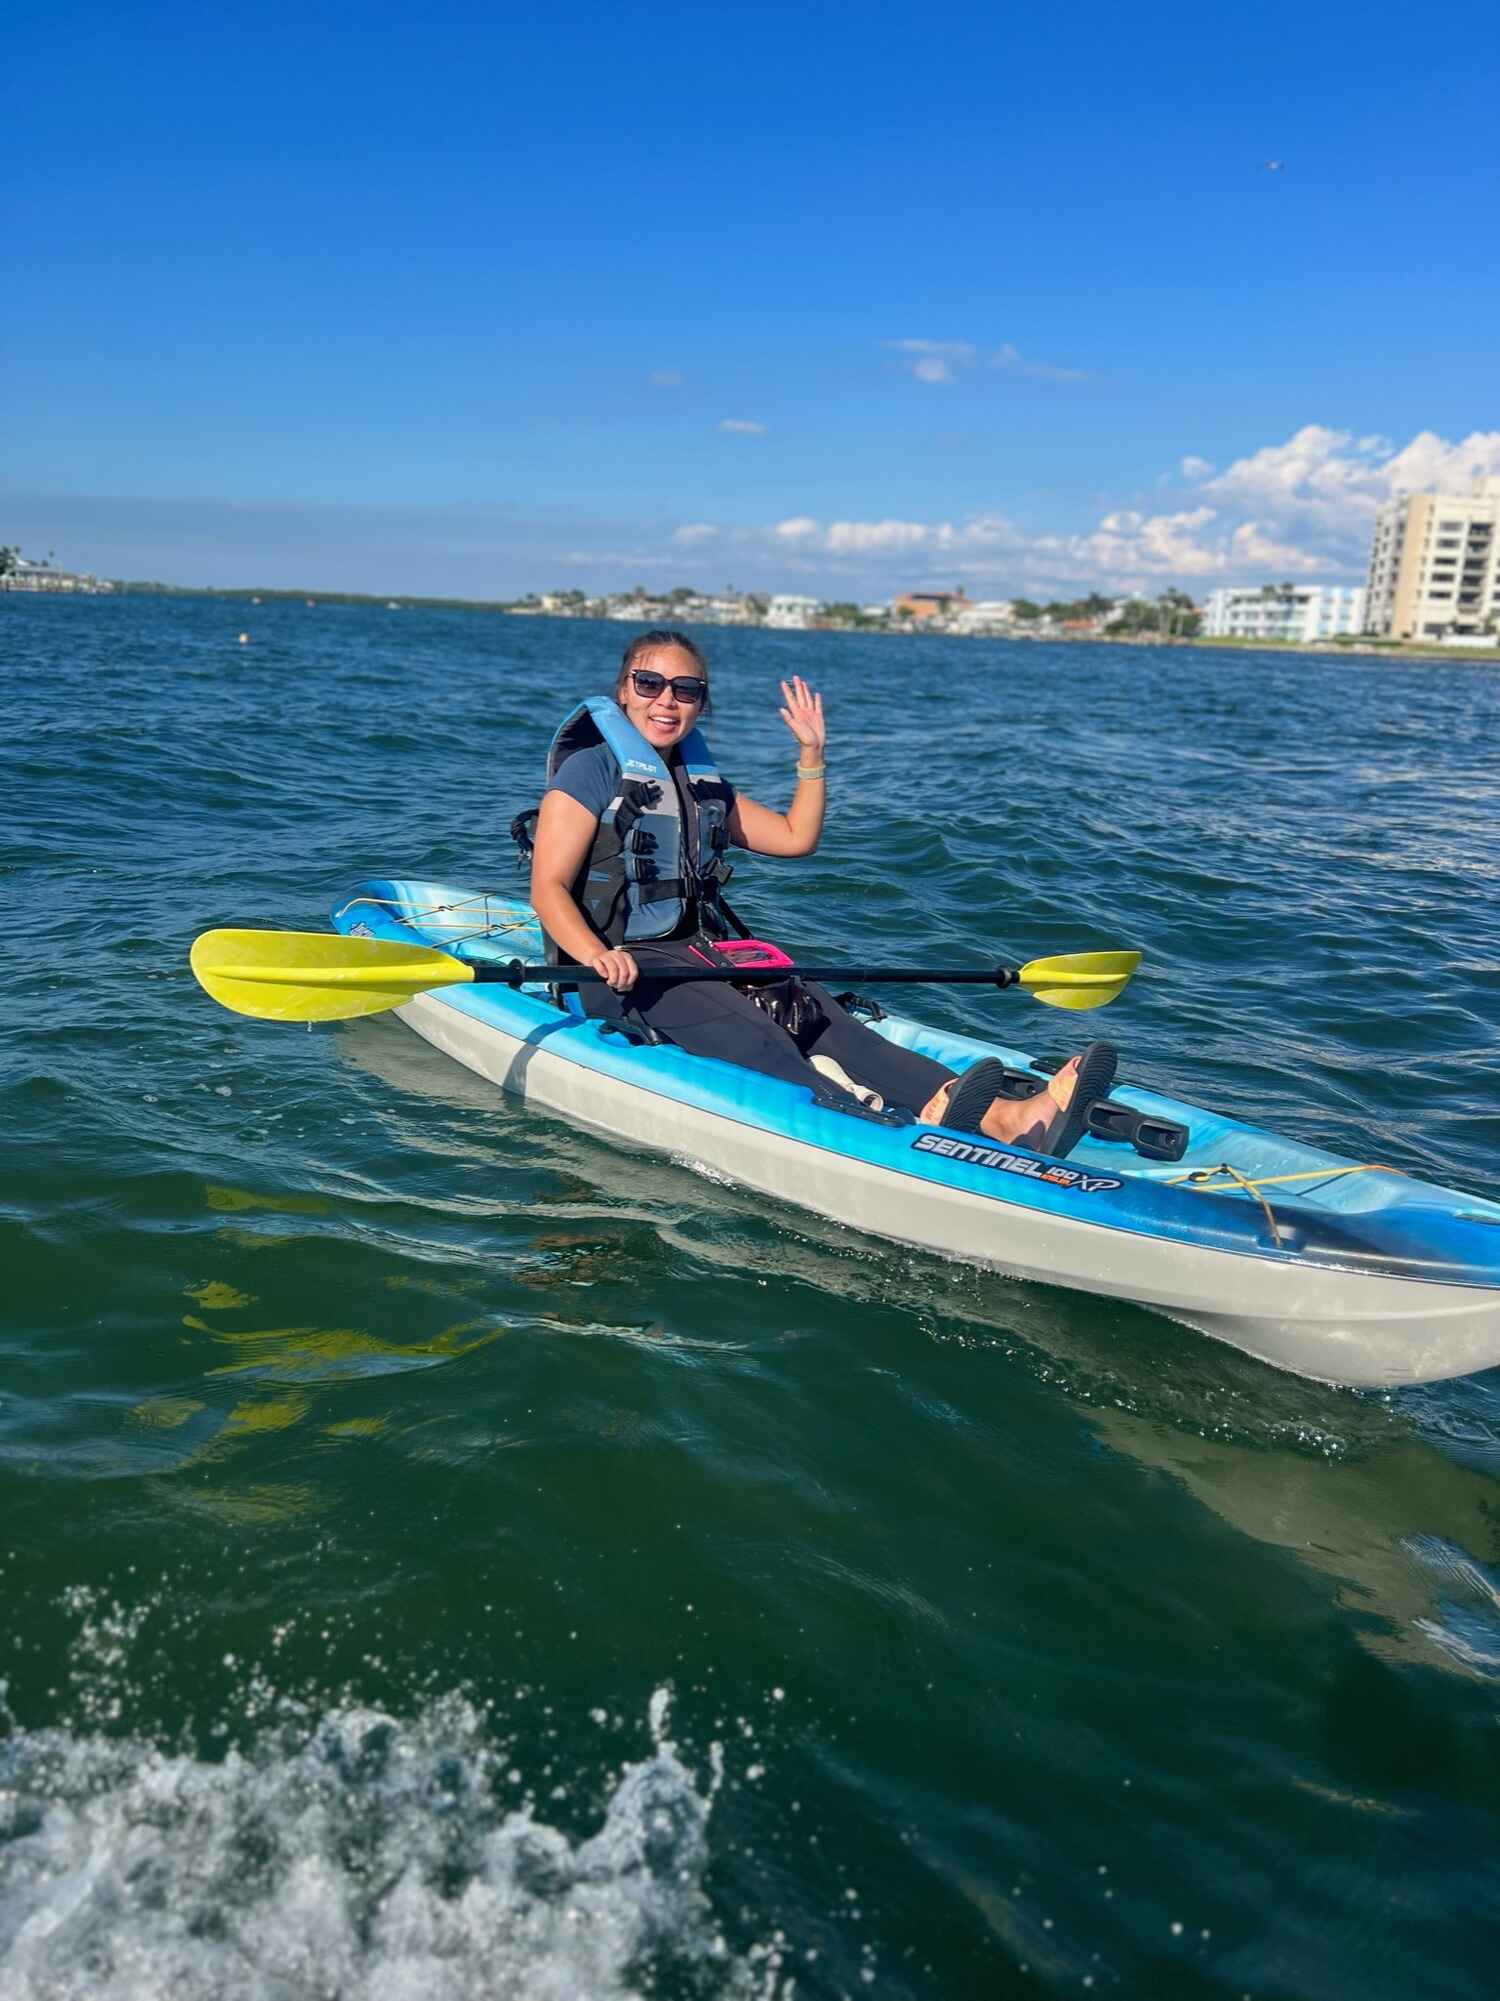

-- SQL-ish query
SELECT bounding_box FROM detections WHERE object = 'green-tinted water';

[3,596,1498,1997]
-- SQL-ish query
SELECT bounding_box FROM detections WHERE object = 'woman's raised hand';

[778,676,825,758]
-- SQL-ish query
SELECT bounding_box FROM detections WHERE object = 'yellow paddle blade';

[1016,948,1141,1012]
[189,929,475,1023]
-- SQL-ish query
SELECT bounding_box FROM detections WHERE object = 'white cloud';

[885,337,1087,386]
[560,549,679,569]
[884,339,977,385]
[647,369,683,389]
[1069,506,1224,578]
[1201,424,1382,530]
[1226,521,1324,573]
[672,522,719,546]
[825,519,931,554]
[667,427,1500,595]
[992,343,1087,383]
[1198,424,1500,567]
[1378,430,1500,495]
[719,418,767,435]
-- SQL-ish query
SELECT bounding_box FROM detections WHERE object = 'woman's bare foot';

[978,1057,1079,1145]
[918,1061,1079,1142]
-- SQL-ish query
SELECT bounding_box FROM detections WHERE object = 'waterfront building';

[0,557,114,594]
[1365,491,1500,640]
[1202,583,1366,642]
[892,589,969,622]
[951,599,1015,634]
[603,596,672,622]
[764,594,821,629]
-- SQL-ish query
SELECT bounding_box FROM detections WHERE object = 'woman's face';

[618,645,707,753]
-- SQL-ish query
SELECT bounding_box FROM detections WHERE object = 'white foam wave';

[1405,1534,1500,1678]
[0,1686,788,2000]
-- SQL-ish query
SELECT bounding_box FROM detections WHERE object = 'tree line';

[1010,589,1200,635]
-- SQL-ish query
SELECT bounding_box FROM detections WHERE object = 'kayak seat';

[595,1014,670,1047]
[596,1018,645,1044]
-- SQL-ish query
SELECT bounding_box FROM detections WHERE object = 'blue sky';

[6,0,1498,599]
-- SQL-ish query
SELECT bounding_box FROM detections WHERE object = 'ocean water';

[3,593,1499,1998]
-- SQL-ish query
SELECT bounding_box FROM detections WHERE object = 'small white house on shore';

[764,594,821,629]
[951,599,1016,634]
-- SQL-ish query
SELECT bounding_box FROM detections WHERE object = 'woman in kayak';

[529,629,1116,1154]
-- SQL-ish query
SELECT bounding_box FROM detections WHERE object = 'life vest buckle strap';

[631,876,691,905]
[509,808,539,862]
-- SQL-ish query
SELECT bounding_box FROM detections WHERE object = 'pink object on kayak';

[705,938,795,971]
[688,938,796,971]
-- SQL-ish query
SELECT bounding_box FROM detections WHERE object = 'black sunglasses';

[630,668,707,704]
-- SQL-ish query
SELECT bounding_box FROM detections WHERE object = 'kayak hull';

[395,988,1500,1388]
[333,881,1500,1389]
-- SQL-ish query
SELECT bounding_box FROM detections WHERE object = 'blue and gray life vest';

[544,696,734,946]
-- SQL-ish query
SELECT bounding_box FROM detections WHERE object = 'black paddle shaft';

[477,960,1023,991]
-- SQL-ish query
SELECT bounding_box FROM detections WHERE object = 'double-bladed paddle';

[190,928,1141,1024]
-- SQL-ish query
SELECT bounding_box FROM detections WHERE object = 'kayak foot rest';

[994,1063,1188,1162]
[1088,1103,1189,1162]
[989,1064,1049,1100]
[811,1088,914,1128]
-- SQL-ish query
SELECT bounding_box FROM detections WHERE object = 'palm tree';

[1157,587,1195,637]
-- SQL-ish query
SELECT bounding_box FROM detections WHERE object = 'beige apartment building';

[1365,491,1500,640]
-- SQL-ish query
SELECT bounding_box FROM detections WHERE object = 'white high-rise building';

[1201,584,1367,642]
[1365,491,1500,640]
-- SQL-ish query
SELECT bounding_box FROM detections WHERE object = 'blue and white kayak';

[332,879,1500,1389]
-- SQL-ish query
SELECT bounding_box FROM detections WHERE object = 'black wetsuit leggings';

[580,941,955,1115]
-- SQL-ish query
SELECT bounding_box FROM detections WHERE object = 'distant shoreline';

[109,581,517,614]
[14,582,1494,664]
